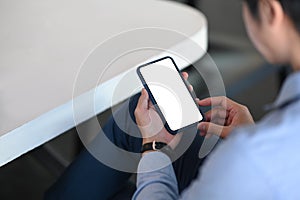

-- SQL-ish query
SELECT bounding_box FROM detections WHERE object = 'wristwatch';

[141,141,167,153]
[141,140,173,157]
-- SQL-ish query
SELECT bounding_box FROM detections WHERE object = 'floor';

[0,150,56,200]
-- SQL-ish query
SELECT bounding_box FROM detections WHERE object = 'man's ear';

[259,0,284,27]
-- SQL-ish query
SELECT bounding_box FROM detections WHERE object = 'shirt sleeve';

[133,132,275,200]
[132,151,179,200]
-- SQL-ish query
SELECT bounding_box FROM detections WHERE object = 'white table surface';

[0,0,207,166]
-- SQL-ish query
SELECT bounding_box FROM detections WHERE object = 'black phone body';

[137,56,204,135]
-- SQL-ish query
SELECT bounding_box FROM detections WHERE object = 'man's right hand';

[197,96,254,138]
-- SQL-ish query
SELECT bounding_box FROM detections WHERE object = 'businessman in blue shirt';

[133,0,300,199]
[46,0,300,199]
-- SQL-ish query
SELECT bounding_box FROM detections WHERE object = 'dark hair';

[244,0,300,32]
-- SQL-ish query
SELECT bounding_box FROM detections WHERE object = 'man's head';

[242,0,300,65]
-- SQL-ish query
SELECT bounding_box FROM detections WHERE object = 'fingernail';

[195,98,199,102]
[198,123,205,131]
[201,125,206,131]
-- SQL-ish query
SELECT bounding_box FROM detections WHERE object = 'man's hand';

[197,96,254,138]
[134,72,191,150]
[134,88,181,150]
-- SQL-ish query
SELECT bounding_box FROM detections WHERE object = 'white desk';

[0,0,207,166]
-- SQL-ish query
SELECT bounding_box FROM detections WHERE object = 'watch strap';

[141,141,167,153]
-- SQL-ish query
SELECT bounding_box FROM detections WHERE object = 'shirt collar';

[271,71,300,109]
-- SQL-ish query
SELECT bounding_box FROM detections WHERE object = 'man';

[46,0,300,199]
[133,0,300,199]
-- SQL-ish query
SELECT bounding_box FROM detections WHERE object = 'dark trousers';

[45,93,206,200]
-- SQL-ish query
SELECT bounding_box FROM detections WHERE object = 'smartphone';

[137,56,204,135]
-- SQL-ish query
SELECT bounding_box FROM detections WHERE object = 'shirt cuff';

[137,151,172,173]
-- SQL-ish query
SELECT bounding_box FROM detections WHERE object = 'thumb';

[137,89,149,111]
[198,122,231,138]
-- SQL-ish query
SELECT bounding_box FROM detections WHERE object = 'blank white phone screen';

[139,58,203,131]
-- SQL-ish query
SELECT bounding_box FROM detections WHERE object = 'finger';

[199,128,214,138]
[188,84,193,92]
[149,102,155,110]
[198,122,231,138]
[182,72,189,80]
[198,96,225,107]
[181,72,195,94]
[137,89,149,111]
[148,98,156,110]
[205,107,228,121]
[216,118,227,126]
[198,96,233,110]
[205,116,227,126]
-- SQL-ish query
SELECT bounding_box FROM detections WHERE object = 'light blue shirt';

[133,71,300,200]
